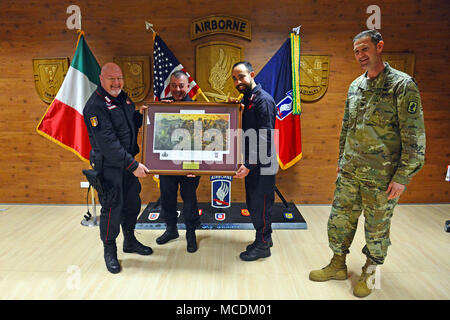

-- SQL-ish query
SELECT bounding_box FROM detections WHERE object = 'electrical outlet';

[80,181,90,188]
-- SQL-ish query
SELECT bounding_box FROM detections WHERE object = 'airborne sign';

[191,15,251,41]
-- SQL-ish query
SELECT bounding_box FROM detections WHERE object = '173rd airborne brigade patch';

[407,98,419,114]
[211,176,232,209]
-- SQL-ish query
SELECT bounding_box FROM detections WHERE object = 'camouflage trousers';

[327,172,399,264]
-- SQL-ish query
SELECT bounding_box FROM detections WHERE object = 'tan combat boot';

[309,254,348,281]
[353,258,378,298]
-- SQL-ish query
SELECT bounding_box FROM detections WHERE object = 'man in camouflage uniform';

[309,30,426,298]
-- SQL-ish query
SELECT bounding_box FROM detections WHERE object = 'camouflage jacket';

[338,63,425,186]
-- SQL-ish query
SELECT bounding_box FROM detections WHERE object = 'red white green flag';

[36,31,100,162]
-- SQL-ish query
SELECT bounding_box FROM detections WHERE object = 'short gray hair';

[170,70,189,80]
[353,30,383,45]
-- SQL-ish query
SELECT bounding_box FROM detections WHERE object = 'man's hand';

[386,181,405,200]
[161,99,172,104]
[133,162,150,178]
[234,165,250,179]
[139,104,148,115]
[227,93,243,104]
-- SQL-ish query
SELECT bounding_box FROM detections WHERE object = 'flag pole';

[199,89,210,102]
[145,21,210,102]
[78,26,98,228]
[144,20,163,211]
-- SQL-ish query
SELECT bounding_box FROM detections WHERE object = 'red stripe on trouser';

[105,208,112,244]
[262,194,267,243]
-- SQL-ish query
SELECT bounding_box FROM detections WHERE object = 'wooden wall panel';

[0,0,449,204]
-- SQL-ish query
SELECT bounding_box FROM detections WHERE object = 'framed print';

[142,102,242,175]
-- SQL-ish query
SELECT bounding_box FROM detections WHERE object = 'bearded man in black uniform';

[232,61,278,261]
[84,62,152,274]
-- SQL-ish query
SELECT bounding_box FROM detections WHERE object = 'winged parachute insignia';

[208,48,232,97]
[196,42,243,102]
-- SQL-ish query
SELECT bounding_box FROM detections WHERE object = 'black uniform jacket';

[241,84,277,171]
[84,85,142,173]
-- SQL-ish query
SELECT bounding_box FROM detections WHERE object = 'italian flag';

[37,31,100,162]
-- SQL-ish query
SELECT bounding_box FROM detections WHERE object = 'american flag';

[153,34,201,101]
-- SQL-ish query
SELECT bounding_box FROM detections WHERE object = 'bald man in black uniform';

[84,62,152,274]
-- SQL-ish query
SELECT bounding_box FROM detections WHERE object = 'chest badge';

[90,116,98,127]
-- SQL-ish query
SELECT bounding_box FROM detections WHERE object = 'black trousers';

[159,175,201,230]
[99,166,141,245]
[244,169,275,245]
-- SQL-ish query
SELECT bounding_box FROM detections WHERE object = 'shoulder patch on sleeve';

[90,116,99,127]
[407,99,419,114]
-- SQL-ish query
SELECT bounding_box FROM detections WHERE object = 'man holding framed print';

[232,61,278,261]
[155,70,202,253]
[83,62,152,274]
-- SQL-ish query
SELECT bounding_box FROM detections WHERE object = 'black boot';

[104,243,121,274]
[186,228,198,253]
[246,238,273,251]
[240,242,271,262]
[156,225,179,245]
[123,229,153,255]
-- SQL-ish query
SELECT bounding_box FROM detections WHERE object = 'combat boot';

[186,228,198,253]
[309,254,347,281]
[156,225,179,245]
[123,229,153,255]
[104,243,121,274]
[246,238,273,251]
[353,258,378,298]
[239,242,271,261]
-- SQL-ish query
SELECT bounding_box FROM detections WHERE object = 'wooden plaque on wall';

[113,56,150,103]
[32,57,70,104]
[196,41,244,102]
[382,53,415,77]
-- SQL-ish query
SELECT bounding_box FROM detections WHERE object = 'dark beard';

[236,83,251,95]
